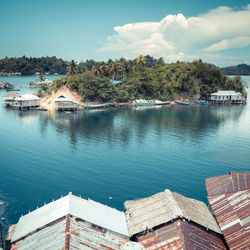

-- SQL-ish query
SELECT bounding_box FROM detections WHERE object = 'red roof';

[206,172,250,250]
[2,92,20,98]
[137,219,226,249]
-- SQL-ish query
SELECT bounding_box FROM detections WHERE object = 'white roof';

[37,79,52,85]
[55,95,76,103]
[210,90,241,96]
[15,94,40,101]
[12,193,129,242]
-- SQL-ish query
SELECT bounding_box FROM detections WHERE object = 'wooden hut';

[2,93,20,107]
[124,189,226,249]
[55,95,79,111]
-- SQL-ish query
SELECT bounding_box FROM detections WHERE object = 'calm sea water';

[0,75,250,234]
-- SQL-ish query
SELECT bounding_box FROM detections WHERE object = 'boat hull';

[195,100,209,105]
[175,100,190,106]
[82,103,110,109]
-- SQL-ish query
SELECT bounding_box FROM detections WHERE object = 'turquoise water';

[0,75,250,234]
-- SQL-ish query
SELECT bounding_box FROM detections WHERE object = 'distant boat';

[6,88,20,91]
[132,99,156,106]
[82,103,110,109]
[195,100,209,105]
[175,100,190,106]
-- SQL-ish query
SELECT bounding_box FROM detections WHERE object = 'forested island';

[0,56,67,75]
[37,57,247,102]
[221,64,250,75]
[1,56,249,76]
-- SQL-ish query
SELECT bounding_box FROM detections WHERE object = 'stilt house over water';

[210,90,246,104]
[206,171,250,250]
[14,94,40,109]
[2,93,20,107]
[55,95,79,111]
[124,189,227,249]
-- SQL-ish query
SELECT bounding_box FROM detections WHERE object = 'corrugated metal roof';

[55,94,76,103]
[69,216,144,250]
[2,93,20,99]
[11,217,66,250]
[206,171,250,196]
[10,215,144,250]
[15,94,40,101]
[124,189,221,236]
[12,193,129,242]
[137,219,226,250]
[210,91,241,96]
[206,172,250,250]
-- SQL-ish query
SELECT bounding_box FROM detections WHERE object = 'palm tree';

[67,59,78,77]
[39,74,45,82]
[92,63,104,76]
[136,55,146,66]
[110,60,122,80]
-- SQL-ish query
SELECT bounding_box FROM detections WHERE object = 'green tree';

[67,59,78,77]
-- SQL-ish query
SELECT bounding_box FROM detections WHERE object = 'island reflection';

[26,105,245,145]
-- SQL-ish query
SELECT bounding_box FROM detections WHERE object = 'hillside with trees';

[0,56,68,75]
[221,64,250,75]
[41,58,247,102]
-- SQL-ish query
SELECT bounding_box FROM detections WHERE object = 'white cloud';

[98,4,250,63]
[204,36,250,52]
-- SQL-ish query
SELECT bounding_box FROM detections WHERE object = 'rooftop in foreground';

[124,189,221,236]
[206,171,250,250]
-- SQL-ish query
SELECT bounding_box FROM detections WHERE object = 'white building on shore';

[210,90,246,104]
[55,95,79,111]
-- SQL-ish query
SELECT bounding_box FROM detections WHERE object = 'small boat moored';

[82,103,110,109]
[195,100,209,105]
[132,99,156,106]
[6,88,20,91]
[175,100,190,106]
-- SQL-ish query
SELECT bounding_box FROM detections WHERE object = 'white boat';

[132,99,156,106]
[132,99,170,106]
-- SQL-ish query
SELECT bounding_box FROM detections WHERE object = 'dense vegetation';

[42,58,247,102]
[221,64,250,75]
[0,56,67,75]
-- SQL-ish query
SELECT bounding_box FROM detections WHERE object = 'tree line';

[0,56,67,75]
[39,57,247,102]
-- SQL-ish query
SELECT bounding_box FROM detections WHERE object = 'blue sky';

[1,0,250,66]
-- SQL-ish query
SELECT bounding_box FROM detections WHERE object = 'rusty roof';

[124,189,221,236]
[10,215,144,250]
[206,172,250,250]
[136,219,227,250]
[2,92,20,99]
[206,171,250,196]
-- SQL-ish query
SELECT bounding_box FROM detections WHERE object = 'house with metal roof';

[55,94,79,111]
[206,171,250,250]
[124,189,227,249]
[7,193,144,250]
[2,93,20,107]
[210,90,246,104]
[13,94,40,109]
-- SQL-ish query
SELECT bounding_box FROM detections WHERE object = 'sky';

[1,0,250,66]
